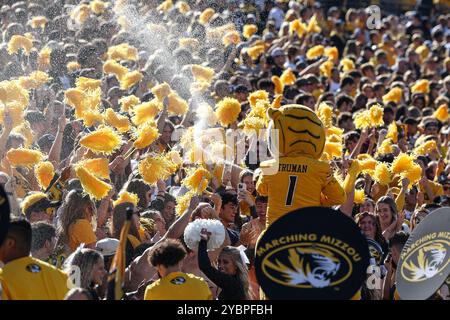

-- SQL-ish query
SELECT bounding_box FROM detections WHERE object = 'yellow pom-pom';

[190,81,210,95]
[341,58,355,72]
[0,80,29,106]
[243,24,258,39]
[119,95,140,112]
[119,70,143,90]
[131,99,162,126]
[306,45,324,60]
[320,60,334,78]
[8,35,33,55]
[324,141,342,159]
[326,126,344,138]
[289,19,307,36]
[324,47,339,61]
[71,4,91,24]
[248,90,269,108]
[113,191,139,208]
[391,153,415,175]
[307,15,321,34]
[357,155,377,175]
[177,1,190,14]
[133,121,160,149]
[167,150,183,167]
[280,69,296,86]
[30,16,48,29]
[383,87,403,104]
[76,77,101,91]
[157,0,173,12]
[79,126,123,155]
[222,30,241,47]
[167,92,189,116]
[215,97,241,127]
[107,43,138,61]
[354,189,365,204]
[242,116,266,134]
[246,45,265,60]
[75,166,112,200]
[64,88,86,114]
[103,59,129,80]
[175,190,196,215]
[138,154,174,185]
[78,158,110,180]
[183,167,211,194]
[411,79,430,94]
[37,46,51,70]
[354,110,371,129]
[374,162,392,186]
[272,76,284,95]
[151,82,171,101]
[6,148,44,168]
[90,0,108,14]
[386,122,398,143]
[105,108,131,133]
[179,38,199,48]
[191,65,215,83]
[413,140,437,156]
[35,161,55,190]
[400,163,422,187]
[317,102,333,128]
[18,71,51,90]
[369,104,384,127]
[377,139,394,155]
[1,102,24,128]
[81,109,104,127]
[433,104,449,122]
[199,8,215,24]
[11,121,34,147]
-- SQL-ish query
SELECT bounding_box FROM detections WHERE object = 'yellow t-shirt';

[144,271,213,300]
[256,156,346,227]
[239,194,255,216]
[419,180,444,204]
[68,219,97,251]
[0,256,68,300]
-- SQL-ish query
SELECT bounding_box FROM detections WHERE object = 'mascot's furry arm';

[343,160,361,194]
[321,172,346,207]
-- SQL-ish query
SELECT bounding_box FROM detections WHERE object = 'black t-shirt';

[227,228,240,246]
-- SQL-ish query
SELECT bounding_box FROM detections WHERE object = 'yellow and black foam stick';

[106,207,133,300]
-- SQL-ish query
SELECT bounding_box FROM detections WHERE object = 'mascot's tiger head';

[267,104,325,159]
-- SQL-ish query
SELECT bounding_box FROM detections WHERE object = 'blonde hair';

[64,248,103,290]
[220,246,251,300]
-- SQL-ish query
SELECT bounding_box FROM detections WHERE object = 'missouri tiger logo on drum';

[401,239,449,282]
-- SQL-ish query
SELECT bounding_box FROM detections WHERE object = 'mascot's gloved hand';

[343,160,362,194]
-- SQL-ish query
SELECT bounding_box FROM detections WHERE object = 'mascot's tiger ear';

[267,108,282,121]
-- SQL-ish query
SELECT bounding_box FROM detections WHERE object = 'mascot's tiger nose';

[267,104,325,159]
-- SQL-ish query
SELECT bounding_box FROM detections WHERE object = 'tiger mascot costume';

[256,104,347,227]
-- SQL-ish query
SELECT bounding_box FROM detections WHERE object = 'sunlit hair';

[410,207,430,231]
[57,190,95,248]
[111,203,140,240]
[354,211,384,245]
[375,196,398,224]
[64,247,103,289]
[220,246,251,300]
[125,178,151,209]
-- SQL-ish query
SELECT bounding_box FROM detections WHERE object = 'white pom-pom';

[184,219,226,251]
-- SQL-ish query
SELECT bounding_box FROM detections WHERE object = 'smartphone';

[238,183,246,192]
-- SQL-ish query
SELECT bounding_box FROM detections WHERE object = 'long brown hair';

[57,190,95,247]
[125,179,151,209]
[111,203,140,240]
[220,247,252,300]
[355,211,384,245]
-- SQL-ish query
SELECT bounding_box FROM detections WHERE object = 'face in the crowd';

[91,258,107,286]
[29,210,51,224]
[342,119,355,132]
[161,124,173,145]
[360,200,375,213]
[218,253,237,275]
[345,137,359,153]
[412,210,428,229]
[362,85,374,98]
[359,215,376,240]
[274,55,286,68]
[407,123,418,136]
[162,201,175,223]
[383,111,395,125]
[152,211,166,234]
[255,200,267,219]
[405,188,417,206]
[376,202,394,227]
[220,201,237,224]
[425,124,439,136]
[242,175,255,194]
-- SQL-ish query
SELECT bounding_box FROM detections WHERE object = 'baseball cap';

[96,238,120,257]
[263,32,275,42]
[21,192,60,216]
